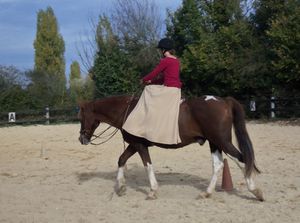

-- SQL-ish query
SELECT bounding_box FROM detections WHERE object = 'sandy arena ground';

[0,122,299,223]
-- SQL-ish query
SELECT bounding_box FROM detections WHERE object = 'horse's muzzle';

[79,134,90,145]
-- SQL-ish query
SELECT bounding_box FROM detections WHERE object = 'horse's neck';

[94,96,129,128]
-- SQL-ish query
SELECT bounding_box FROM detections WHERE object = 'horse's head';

[78,102,100,145]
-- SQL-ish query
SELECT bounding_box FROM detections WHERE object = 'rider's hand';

[140,79,151,85]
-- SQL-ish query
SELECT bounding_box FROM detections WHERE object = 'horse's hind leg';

[116,144,137,196]
[136,144,158,200]
[245,175,264,201]
[223,142,264,201]
[199,142,224,199]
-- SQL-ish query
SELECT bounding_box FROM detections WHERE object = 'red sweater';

[143,57,182,88]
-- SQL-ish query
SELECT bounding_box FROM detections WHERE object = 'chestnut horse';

[78,95,264,201]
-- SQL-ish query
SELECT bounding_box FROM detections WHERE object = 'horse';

[78,94,264,201]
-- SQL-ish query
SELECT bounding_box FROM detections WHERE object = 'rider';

[142,38,182,88]
[122,38,182,144]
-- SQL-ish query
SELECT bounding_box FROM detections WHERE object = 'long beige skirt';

[122,85,181,144]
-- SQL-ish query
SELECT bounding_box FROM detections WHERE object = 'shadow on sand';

[75,167,256,201]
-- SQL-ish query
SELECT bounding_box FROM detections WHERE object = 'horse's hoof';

[116,185,126,196]
[196,192,212,199]
[146,190,157,200]
[251,188,264,202]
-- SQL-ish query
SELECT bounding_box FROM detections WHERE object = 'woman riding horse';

[122,38,182,145]
[78,38,264,201]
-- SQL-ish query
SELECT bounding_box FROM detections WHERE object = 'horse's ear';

[77,101,85,119]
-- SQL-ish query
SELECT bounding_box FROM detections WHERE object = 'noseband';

[80,129,93,139]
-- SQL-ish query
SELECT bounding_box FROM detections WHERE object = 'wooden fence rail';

[242,97,300,119]
[0,106,79,125]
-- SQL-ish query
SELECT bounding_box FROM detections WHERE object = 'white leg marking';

[146,163,158,191]
[245,176,256,191]
[117,167,125,186]
[207,151,224,194]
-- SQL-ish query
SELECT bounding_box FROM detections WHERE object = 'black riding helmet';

[157,38,174,51]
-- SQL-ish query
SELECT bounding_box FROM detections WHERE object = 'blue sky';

[0,0,181,76]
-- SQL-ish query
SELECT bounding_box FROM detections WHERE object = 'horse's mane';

[79,95,132,107]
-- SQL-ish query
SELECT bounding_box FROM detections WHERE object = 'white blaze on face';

[205,95,218,101]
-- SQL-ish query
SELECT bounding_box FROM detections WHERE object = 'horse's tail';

[226,97,260,177]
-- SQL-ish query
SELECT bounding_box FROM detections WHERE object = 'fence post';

[250,100,256,112]
[45,107,50,124]
[270,96,276,118]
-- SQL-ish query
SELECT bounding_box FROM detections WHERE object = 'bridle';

[80,94,136,146]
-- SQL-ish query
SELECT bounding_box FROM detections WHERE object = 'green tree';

[166,0,203,56]
[207,0,243,31]
[112,0,162,74]
[33,6,66,106]
[68,61,94,104]
[266,0,300,97]
[0,65,31,112]
[87,0,163,97]
[250,0,300,97]
[0,85,31,112]
[251,0,286,35]
[70,61,81,80]
[167,0,266,98]
[69,61,81,104]
[74,75,95,103]
[91,15,139,97]
[26,70,65,108]
[0,65,23,91]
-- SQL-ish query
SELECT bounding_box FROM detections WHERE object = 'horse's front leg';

[116,144,137,196]
[137,145,158,200]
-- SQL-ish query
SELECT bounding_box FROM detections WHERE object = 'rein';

[90,125,119,145]
[88,94,136,146]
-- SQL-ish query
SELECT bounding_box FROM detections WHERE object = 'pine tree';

[166,0,203,56]
[69,61,82,104]
[70,61,81,80]
[33,6,66,106]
